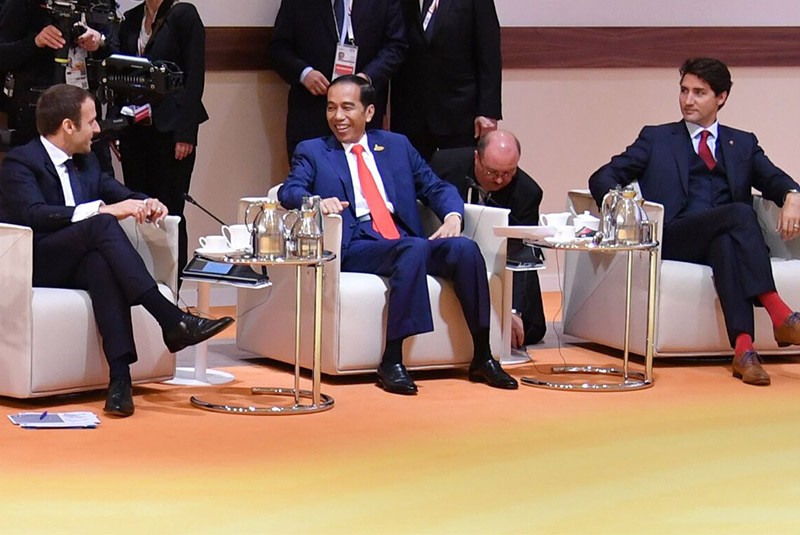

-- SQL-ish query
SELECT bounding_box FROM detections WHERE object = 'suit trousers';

[662,203,776,346]
[32,214,159,364]
[341,222,490,342]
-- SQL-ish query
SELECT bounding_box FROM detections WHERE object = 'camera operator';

[115,0,207,275]
[0,0,117,166]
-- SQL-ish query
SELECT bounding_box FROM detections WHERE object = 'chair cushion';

[28,283,175,395]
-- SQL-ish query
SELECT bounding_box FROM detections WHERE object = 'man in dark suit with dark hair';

[391,0,502,161]
[0,84,233,416]
[430,130,546,348]
[269,0,407,161]
[279,75,517,395]
[589,57,800,386]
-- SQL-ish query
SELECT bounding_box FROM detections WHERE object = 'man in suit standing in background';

[279,75,517,395]
[430,129,546,349]
[269,0,407,161]
[0,84,233,416]
[589,57,800,387]
[391,0,502,161]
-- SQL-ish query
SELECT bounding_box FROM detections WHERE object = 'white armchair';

[563,189,800,357]
[0,216,180,398]
[235,189,511,375]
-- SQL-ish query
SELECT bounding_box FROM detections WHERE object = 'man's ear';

[61,118,75,135]
[365,104,375,123]
[716,90,728,109]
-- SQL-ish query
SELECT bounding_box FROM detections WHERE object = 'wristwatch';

[785,189,800,202]
[511,309,522,318]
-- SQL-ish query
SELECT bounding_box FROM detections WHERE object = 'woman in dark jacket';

[117,0,207,273]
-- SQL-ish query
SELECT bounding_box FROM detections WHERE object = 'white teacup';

[573,211,600,232]
[539,212,572,227]
[222,224,250,250]
[552,225,576,242]
[198,235,228,251]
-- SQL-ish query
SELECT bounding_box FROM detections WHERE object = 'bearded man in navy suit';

[589,57,800,386]
[0,84,233,416]
[279,75,517,394]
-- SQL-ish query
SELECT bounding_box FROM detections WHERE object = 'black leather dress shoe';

[468,358,519,389]
[104,379,135,417]
[163,313,234,353]
[377,363,418,395]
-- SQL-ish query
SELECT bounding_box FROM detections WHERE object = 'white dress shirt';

[40,136,102,222]
[685,120,719,160]
[342,134,394,218]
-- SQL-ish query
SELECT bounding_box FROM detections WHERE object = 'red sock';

[758,291,793,327]
[735,333,754,358]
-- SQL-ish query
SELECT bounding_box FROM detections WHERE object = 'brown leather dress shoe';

[732,350,771,386]
[774,312,800,347]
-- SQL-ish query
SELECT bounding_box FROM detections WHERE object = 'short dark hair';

[328,75,376,108]
[679,57,733,97]
[36,84,93,136]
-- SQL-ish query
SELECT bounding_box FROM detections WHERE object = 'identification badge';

[332,43,358,80]
[65,47,89,89]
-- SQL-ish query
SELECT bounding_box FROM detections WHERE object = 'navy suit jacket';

[278,130,463,248]
[391,0,502,138]
[589,121,799,224]
[0,138,145,239]
[269,0,407,143]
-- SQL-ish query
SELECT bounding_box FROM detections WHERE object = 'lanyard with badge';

[332,0,357,80]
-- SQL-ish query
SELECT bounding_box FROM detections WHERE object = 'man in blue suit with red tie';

[590,57,800,386]
[279,75,517,394]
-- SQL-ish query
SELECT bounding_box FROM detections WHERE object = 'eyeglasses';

[482,167,516,180]
[478,154,517,181]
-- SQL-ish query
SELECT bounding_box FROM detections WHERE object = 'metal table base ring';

[190,387,334,415]
[521,365,653,391]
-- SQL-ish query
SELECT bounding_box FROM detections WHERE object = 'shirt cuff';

[299,66,313,84]
[444,212,462,222]
[71,200,103,222]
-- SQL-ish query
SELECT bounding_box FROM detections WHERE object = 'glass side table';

[189,251,336,414]
[494,226,659,391]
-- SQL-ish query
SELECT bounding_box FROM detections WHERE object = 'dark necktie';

[351,145,399,239]
[421,0,437,41]
[698,130,716,171]
[64,159,83,205]
[333,0,345,37]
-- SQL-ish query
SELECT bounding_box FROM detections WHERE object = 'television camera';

[43,0,118,65]
[87,54,184,133]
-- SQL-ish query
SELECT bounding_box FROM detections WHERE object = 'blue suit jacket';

[589,121,799,224]
[0,138,145,238]
[279,130,464,248]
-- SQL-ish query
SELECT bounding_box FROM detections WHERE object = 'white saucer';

[195,247,238,257]
[544,236,575,244]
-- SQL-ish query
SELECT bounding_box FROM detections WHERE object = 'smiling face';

[326,81,375,144]
[679,73,727,127]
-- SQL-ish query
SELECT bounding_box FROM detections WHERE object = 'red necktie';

[698,130,716,170]
[351,145,400,239]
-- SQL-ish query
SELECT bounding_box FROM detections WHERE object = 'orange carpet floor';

[2,296,800,534]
